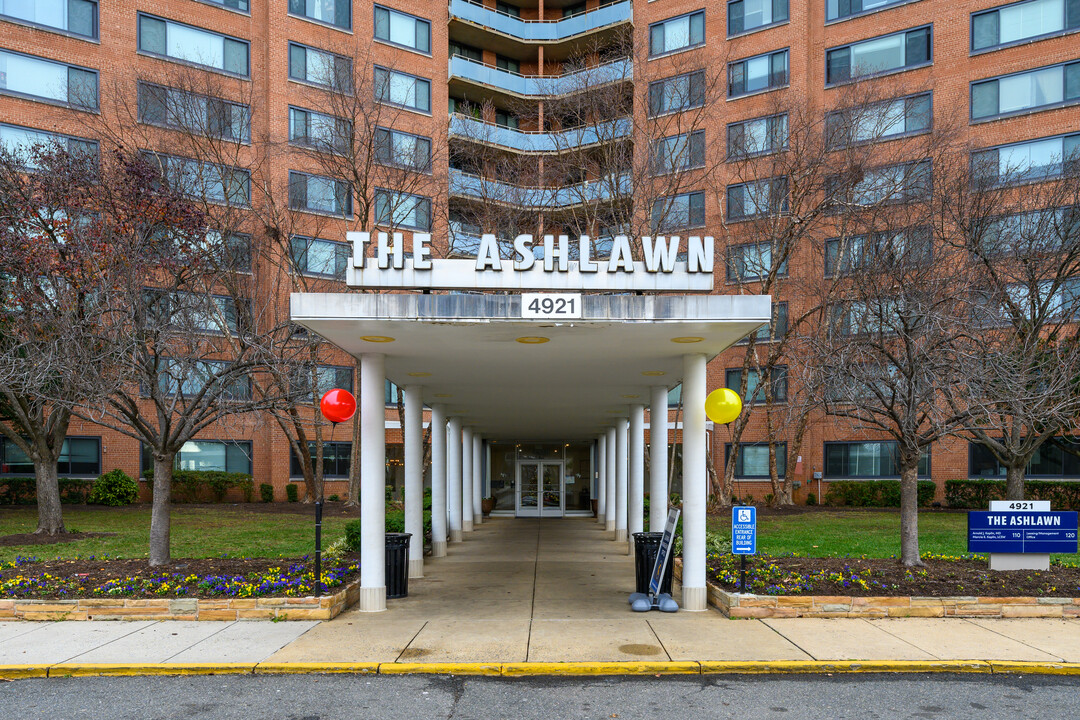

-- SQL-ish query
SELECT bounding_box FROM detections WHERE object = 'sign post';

[732,506,757,594]
[629,508,680,613]
[968,503,1077,571]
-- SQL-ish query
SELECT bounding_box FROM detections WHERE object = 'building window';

[726,177,788,221]
[144,290,241,334]
[830,300,898,337]
[374,67,431,113]
[289,235,350,279]
[824,441,930,478]
[971,61,1080,121]
[288,171,352,217]
[290,0,349,29]
[0,123,97,166]
[142,440,252,474]
[736,302,788,344]
[289,43,351,92]
[449,41,482,62]
[289,107,350,154]
[972,0,1080,51]
[143,152,251,205]
[290,364,353,403]
[827,0,915,22]
[651,131,705,174]
[727,242,787,281]
[825,226,931,276]
[1,0,97,37]
[668,384,682,406]
[827,160,930,209]
[495,54,520,74]
[291,441,352,477]
[500,1,523,17]
[139,83,250,143]
[374,189,431,230]
[726,366,788,404]
[384,379,401,405]
[495,111,518,129]
[995,279,1080,320]
[980,206,1080,255]
[729,49,788,98]
[970,438,1080,478]
[651,191,705,231]
[725,443,786,478]
[156,358,251,401]
[649,10,705,57]
[137,14,249,77]
[727,114,788,159]
[972,133,1080,185]
[374,127,432,172]
[826,93,931,147]
[0,436,101,476]
[826,26,931,84]
[374,5,429,52]
[0,49,97,109]
[728,0,788,35]
[648,70,706,116]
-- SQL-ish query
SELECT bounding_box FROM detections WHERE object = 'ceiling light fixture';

[515,336,550,344]
[641,370,666,377]
[407,372,432,377]
[360,336,395,343]
[671,336,704,343]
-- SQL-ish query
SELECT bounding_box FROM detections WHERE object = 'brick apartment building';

[1,0,1079,506]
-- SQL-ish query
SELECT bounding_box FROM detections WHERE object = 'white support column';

[447,417,463,543]
[682,353,707,611]
[430,404,447,558]
[462,427,474,533]
[615,417,629,545]
[359,353,386,612]
[605,426,616,532]
[628,404,645,556]
[472,434,483,525]
[650,385,669,532]
[596,434,607,523]
[403,385,424,579]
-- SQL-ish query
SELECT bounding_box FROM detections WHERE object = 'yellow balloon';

[705,388,743,424]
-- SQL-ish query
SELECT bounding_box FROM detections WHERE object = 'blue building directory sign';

[968,511,1078,554]
[732,506,757,555]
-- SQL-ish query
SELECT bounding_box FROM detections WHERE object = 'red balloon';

[320,388,356,424]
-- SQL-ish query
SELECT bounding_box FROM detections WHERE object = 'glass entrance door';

[516,461,563,516]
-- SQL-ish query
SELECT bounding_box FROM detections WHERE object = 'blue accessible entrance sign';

[732,506,757,555]
[968,511,1078,554]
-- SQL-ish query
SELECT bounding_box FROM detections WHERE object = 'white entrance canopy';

[289,293,771,441]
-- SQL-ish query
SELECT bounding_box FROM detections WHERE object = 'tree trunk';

[33,461,65,535]
[898,460,924,567]
[149,452,175,567]
[768,442,793,506]
[346,408,361,506]
[1005,464,1026,501]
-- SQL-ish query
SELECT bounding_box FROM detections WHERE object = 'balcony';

[449,114,632,153]
[449,167,631,208]
[448,0,632,43]
[449,56,632,97]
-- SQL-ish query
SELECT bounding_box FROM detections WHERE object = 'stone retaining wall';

[672,560,1080,619]
[0,580,360,621]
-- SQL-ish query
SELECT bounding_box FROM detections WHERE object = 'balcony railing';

[448,0,632,42]
[449,114,632,152]
[449,56,632,96]
[449,167,631,208]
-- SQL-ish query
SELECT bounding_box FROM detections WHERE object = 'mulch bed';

[0,554,361,600]
[707,555,1080,597]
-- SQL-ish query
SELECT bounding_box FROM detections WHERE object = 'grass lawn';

[706,508,1079,562]
[0,506,353,563]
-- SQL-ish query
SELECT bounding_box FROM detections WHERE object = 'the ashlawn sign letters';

[967,511,1078,554]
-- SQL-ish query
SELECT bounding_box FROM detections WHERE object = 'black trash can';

[633,531,674,595]
[385,532,412,599]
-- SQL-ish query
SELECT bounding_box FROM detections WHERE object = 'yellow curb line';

[47,663,257,677]
[502,662,701,676]
[255,662,379,675]
[700,661,992,675]
[989,661,1080,675]
[378,662,502,676]
[0,665,48,679]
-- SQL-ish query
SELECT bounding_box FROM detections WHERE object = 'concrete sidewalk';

[3,518,1080,675]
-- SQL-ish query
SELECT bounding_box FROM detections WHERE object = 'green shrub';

[945,478,1080,510]
[89,469,139,506]
[423,488,432,511]
[0,477,36,505]
[286,483,299,503]
[328,494,340,502]
[142,470,255,503]
[59,478,94,504]
[343,510,433,552]
[805,492,817,506]
[259,483,274,503]
[824,480,936,508]
[344,519,362,551]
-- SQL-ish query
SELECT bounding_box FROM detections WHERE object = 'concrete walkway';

[3,517,1080,672]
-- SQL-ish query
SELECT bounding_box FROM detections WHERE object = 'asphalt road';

[1,673,1078,719]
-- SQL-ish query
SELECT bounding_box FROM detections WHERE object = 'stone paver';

[650,615,812,662]
[868,618,1063,661]
[527,619,668,662]
[68,621,235,663]
[0,621,49,645]
[267,616,427,664]
[968,618,1080,662]
[0,621,155,664]
[761,619,936,661]
[166,621,319,663]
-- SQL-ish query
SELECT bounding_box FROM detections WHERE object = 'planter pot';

[481,497,496,516]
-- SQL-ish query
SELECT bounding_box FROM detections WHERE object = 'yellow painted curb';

[699,660,992,675]
[502,662,701,676]
[989,661,1080,675]
[255,662,379,675]
[0,665,48,679]
[378,663,502,676]
[48,663,257,677]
